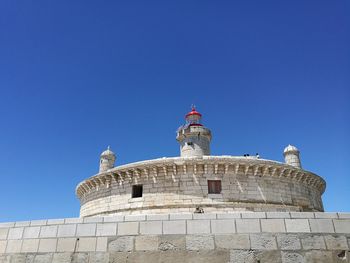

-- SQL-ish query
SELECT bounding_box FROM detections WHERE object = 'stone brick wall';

[1,212,349,262]
[77,157,325,217]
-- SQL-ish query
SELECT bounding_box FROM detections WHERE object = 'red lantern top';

[185,106,202,126]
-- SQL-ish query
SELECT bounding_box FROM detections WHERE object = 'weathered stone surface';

[255,250,282,263]
[281,251,305,263]
[158,235,185,251]
[300,235,326,250]
[229,250,255,263]
[250,234,277,250]
[187,220,210,234]
[96,223,117,236]
[21,239,39,253]
[89,252,109,263]
[6,240,22,253]
[108,236,134,252]
[333,220,350,233]
[40,225,58,238]
[117,222,139,235]
[285,219,310,233]
[304,250,333,263]
[38,238,57,252]
[186,235,214,250]
[57,224,77,237]
[277,234,301,250]
[96,237,108,252]
[52,253,73,263]
[135,235,159,251]
[76,224,96,237]
[139,221,162,235]
[71,253,89,263]
[0,240,7,254]
[324,235,348,250]
[34,253,53,263]
[8,227,24,239]
[0,228,8,240]
[23,227,40,239]
[215,234,250,249]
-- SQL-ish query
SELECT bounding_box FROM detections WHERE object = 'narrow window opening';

[208,180,222,194]
[187,142,193,146]
[132,185,143,198]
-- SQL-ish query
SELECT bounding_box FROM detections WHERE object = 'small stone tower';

[99,146,116,173]
[283,144,301,168]
[176,106,212,157]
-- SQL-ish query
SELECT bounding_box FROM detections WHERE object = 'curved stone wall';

[76,157,325,217]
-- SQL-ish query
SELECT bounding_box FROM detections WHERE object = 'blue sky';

[0,1,349,221]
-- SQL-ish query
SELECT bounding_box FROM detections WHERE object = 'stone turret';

[284,144,301,168]
[176,106,212,157]
[99,146,116,173]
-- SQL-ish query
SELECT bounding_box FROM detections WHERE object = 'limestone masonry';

[1,107,349,263]
[76,106,326,217]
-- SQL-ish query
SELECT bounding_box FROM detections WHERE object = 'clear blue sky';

[0,1,349,222]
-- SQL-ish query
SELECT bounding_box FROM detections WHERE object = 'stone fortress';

[0,107,349,263]
[76,106,325,217]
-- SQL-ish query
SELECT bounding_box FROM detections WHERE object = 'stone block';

[236,219,260,233]
[158,235,185,251]
[187,220,210,234]
[71,253,89,263]
[281,251,305,263]
[117,222,139,235]
[146,214,169,221]
[96,237,108,252]
[30,220,47,226]
[186,235,214,250]
[83,217,103,223]
[266,212,290,218]
[277,234,301,250]
[52,253,73,263]
[215,234,250,249]
[211,219,235,234]
[108,252,128,263]
[135,235,159,251]
[57,238,77,252]
[241,212,266,218]
[23,226,41,239]
[124,215,146,222]
[47,219,65,225]
[0,223,15,229]
[65,218,84,224]
[7,227,24,239]
[140,221,162,235]
[21,238,39,252]
[0,228,8,240]
[333,219,350,233]
[34,253,53,263]
[14,221,30,227]
[57,224,77,237]
[108,236,134,252]
[285,219,310,233]
[96,223,117,236]
[250,233,277,250]
[163,221,186,234]
[304,250,333,263]
[314,212,338,219]
[309,219,334,233]
[38,238,57,252]
[0,240,6,253]
[324,235,348,250]
[103,215,124,222]
[5,239,22,253]
[40,225,58,237]
[261,219,285,232]
[77,223,96,236]
[89,252,109,263]
[193,213,216,220]
[169,213,192,220]
[290,212,314,218]
[216,213,241,219]
[338,212,350,219]
[301,235,326,250]
[77,237,96,252]
[230,250,255,263]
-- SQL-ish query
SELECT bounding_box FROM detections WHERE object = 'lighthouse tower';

[176,106,212,157]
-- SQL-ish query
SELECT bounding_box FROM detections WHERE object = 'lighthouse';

[176,106,212,157]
